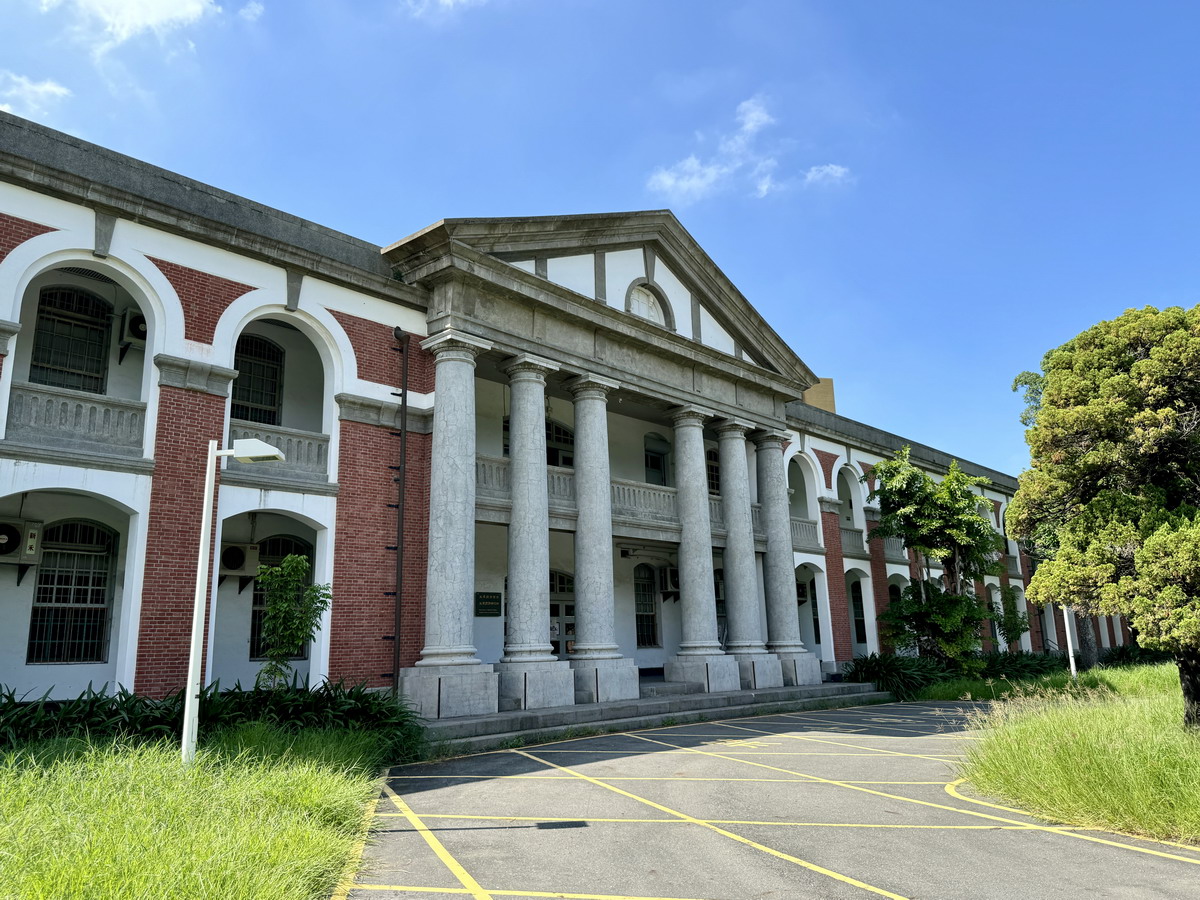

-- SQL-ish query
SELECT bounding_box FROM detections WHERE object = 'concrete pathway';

[337,702,1200,899]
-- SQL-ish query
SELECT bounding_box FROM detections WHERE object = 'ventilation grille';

[58,267,117,285]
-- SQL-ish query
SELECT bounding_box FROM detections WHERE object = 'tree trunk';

[1176,647,1200,729]
[1074,613,1098,670]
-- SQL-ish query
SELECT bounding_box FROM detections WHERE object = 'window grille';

[850,580,867,644]
[706,448,721,495]
[29,287,112,394]
[250,535,313,660]
[232,334,284,425]
[634,564,659,647]
[27,520,117,664]
[628,285,666,325]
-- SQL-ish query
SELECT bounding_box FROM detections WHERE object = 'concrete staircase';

[418,681,890,756]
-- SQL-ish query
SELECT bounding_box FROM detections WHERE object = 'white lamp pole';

[1062,604,1079,681]
[182,437,284,764]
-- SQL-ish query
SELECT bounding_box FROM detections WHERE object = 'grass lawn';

[960,664,1200,844]
[0,723,385,900]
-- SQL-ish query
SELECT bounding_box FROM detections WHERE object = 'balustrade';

[227,420,328,482]
[790,517,821,550]
[841,526,867,556]
[6,382,145,457]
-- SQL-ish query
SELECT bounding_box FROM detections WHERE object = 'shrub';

[843,652,949,700]
[1099,643,1173,667]
[978,650,1068,680]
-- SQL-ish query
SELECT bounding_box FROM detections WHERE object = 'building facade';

[0,113,1125,716]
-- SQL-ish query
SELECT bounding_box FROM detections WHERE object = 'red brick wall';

[976,579,995,653]
[813,449,838,489]
[328,420,431,686]
[864,518,891,652]
[134,385,227,697]
[0,213,56,265]
[147,257,256,344]
[820,510,852,661]
[330,314,434,393]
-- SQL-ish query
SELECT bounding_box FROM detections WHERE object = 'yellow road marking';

[383,812,1038,830]
[512,749,910,900]
[383,783,494,900]
[623,733,1200,868]
[331,777,387,900]
[387,775,945,785]
[350,885,720,900]
[717,722,962,763]
[523,749,928,757]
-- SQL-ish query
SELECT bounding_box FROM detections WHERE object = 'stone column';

[717,420,783,689]
[567,374,639,703]
[496,354,575,710]
[397,330,499,719]
[664,406,741,692]
[754,431,821,686]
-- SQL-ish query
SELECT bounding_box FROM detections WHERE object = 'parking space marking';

[333,783,386,900]
[390,813,1040,831]
[512,749,911,900]
[352,885,722,900]
[382,784,494,900]
[715,722,965,762]
[625,733,1200,868]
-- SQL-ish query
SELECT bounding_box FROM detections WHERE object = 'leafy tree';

[866,448,1005,665]
[254,554,332,690]
[1007,305,1200,726]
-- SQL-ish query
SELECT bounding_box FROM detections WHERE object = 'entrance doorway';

[549,569,576,658]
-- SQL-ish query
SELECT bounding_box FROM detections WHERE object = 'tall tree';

[1008,305,1200,726]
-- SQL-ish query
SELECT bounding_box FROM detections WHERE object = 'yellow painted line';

[331,777,387,900]
[717,722,963,763]
[379,813,684,824]
[391,774,577,780]
[350,885,720,900]
[623,733,1200,868]
[389,775,946,785]
[383,784,495,900]
[944,780,1200,856]
[389,813,1037,831]
[525,749,919,757]
[767,712,960,738]
[512,749,910,900]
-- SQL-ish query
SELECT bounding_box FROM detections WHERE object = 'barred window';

[27,520,117,664]
[29,287,112,394]
[250,535,313,660]
[706,448,721,495]
[850,580,867,645]
[634,564,659,648]
[232,334,284,425]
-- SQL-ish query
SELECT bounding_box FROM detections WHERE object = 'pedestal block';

[397,665,498,719]
[664,653,742,693]
[496,660,576,711]
[730,653,785,689]
[569,657,640,704]
[776,651,824,686]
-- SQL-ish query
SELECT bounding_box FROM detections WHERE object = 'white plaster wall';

[473,522,508,663]
[510,259,536,274]
[654,261,693,340]
[604,249,644,311]
[699,305,736,354]
[236,320,326,433]
[546,255,595,299]
[475,378,506,458]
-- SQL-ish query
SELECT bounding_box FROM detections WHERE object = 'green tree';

[1008,305,1200,726]
[995,584,1030,650]
[866,448,1005,665]
[254,554,333,690]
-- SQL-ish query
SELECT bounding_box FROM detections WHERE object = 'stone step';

[418,681,886,748]
[420,689,893,756]
[638,681,705,698]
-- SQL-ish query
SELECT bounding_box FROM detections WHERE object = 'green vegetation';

[0,723,385,900]
[255,554,333,689]
[1008,304,1200,725]
[962,665,1200,843]
[844,650,1070,701]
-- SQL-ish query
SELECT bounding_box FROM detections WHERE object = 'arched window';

[29,286,113,394]
[634,564,659,648]
[644,433,670,485]
[27,520,118,663]
[888,583,902,606]
[706,448,721,495]
[850,580,867,645]
[250,534,313,660]
[232,334,284,425]
[627,285,666,326]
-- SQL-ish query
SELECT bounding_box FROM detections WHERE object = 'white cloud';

[803,163,853,188]
[36,0,219,55]
[403,0,488,18]
[0,71,72,119]
[647,156,731,206]
[238,2,264,23]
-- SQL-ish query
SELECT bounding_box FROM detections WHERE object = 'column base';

[396,665,498,719]
[569,656,639,704]
[728,652,784,689]
[664,653,741,693]
[496,660,576,711]
[775,651,823,686]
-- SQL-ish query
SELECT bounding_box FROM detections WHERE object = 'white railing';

[790,517,821,549]
[708,496,724,528]
[6,382,145,456]
[841,526,867,555]
[547,465,576,506]
[884,536,907,561]
[476,455,511,498]
[611,478,678,523]
[228,421,328,480]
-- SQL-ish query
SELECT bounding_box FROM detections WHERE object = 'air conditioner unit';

[0,519,43,566]
[121,310,148,346]
[219,543,260,577]
[657,566,681,594]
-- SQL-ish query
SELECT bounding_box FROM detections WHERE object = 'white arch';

[786,453,820,521]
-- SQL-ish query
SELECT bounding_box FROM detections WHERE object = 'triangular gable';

[401,211,815,387]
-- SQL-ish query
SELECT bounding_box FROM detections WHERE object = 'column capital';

[503,353,560,381]
[818,495,843,515]
[864,505,882,523]
[566,373,620,398]
[669,404,714,427]
[0,319,20,355]
[751,429,790,449]
[714,418,755,439]
[420,329,493,360]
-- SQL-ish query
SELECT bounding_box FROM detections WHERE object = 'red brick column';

[818,496,852,663]
[1120,617,1133,645]
[864,510,892,652]
[1053,605,1070,654]
[134,357,236,697]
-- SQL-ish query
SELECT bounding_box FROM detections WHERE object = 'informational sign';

[474,591,502,617]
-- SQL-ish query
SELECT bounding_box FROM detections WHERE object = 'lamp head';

[230,438,285,463]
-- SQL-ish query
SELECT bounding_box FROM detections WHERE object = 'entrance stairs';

[419,681,890,755]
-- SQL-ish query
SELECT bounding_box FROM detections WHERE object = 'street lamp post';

[182,437,285,764]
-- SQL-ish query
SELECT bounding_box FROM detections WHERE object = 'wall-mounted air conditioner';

[121,310,148,346]
[658,566,680,599]
[219,543,260,577]
[0,520,43,566]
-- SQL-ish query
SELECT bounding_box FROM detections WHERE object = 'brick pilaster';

[864,512,891,652]
[818,497,852,662]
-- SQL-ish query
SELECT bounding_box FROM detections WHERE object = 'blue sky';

[3,0,1197,476]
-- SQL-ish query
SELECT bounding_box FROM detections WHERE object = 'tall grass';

[915,661,1177,702]
[0,723,385,900]
[961,664,1200,843]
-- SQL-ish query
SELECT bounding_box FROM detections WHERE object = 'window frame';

[249,534,314,661]
[28,286,113,395]
[634,564,660,648]
[231,333,285,426]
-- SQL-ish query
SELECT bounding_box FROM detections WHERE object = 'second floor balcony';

[6,382,146,458]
